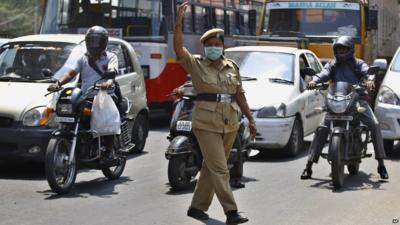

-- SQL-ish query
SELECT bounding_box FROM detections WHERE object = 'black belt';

[196,93,235,103]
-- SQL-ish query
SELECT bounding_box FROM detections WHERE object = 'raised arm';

[173,1,189,59]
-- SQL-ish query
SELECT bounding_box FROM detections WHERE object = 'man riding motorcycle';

[47,25,119,159]
[300,36,389,180]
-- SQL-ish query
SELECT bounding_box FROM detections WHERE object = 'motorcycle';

[313,66,380,189]
[44,71,134,194]
[165,81,251,191]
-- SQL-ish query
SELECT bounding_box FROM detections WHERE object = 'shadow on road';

[203,218,226,225]
[0,151,147,181]
[149,112,171,130]
[308,171,387,192]
[40,176,133,199]
[247,141,311,163]
[0,160,45,180]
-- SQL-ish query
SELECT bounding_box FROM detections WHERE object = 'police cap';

[200,28,224,44]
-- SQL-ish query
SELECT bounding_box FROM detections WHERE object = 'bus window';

[226,10,236,35]
[44,0,162,38]
[69,0,106,28]
[236,12,248,35]
[182,4,193,33]
[194,6,211,34]
[215,8,224,29]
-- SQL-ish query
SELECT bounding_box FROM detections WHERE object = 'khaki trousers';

[191,128,238,213]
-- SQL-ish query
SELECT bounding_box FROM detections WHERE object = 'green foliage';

[0,0,42,38]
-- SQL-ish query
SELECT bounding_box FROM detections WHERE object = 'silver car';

[225,46,325,156]
[374,47,400,154]
[0,34,149,160]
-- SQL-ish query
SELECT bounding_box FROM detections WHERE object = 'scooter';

[165,81,251,191]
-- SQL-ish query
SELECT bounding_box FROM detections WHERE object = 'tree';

[0,0,42,38]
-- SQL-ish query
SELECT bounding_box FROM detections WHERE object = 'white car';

[374,47,400,154]
[0,38,9,46]
[0,34,149,160]
[225,46,325,156]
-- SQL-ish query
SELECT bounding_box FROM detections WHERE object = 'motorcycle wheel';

[347,163,360,175]
[45,137,77,194]
[102,136,127,180]
[168,156,193,191]
[229,135,243,179]
[130,114,148,154]
[330,135,345,189]
[284,118,304,157]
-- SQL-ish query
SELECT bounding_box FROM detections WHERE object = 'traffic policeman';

[174,2,256,224]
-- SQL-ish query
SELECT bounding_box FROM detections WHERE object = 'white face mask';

[204,47,223,61]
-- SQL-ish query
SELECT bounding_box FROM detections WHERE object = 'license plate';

[176,120,192,131]
[325,115,353,121]
[55,116,75,123]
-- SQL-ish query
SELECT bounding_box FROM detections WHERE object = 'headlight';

[327,95,351,114]
[378,86,400,105]
[257,103,286,118]
[56,104,73,115]
[22,107,55,127]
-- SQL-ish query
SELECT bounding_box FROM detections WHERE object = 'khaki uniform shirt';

[178,48,244,133]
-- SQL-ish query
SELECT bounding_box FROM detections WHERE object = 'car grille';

[0,143,17,152]
[0,117,13,127]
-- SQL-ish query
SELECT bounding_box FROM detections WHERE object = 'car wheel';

[284,118,304,157]
[130,114,148,154]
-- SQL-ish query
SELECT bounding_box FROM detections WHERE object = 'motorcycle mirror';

[103,70,117,79]
[42,68,54,77]
[367,66,379,75]
[301,67,316,76]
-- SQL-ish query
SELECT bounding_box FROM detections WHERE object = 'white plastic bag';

[90,90,121,137]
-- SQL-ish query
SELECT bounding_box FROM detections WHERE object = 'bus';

[40,0,266,112]
[262,0,400,64]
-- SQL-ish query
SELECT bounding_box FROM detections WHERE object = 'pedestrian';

[173,2,256,224]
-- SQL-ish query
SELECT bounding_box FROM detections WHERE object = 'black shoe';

[226,210,248,225]
[378,166,389,179]
[187,207,209,221]
[300,167,312,180]
[230,179,245,188]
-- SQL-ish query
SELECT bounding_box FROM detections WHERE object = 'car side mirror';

[42,68,54,77]
[373,59,388,71]
[367,66,380,75]
[301,67,316,76]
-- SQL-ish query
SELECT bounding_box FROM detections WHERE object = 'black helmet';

[85,26,108,57]
[333,36,355,63]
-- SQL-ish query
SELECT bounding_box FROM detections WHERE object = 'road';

[0,116,399,225]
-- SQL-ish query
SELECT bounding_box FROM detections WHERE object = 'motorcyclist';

[300,36,389,180]
[47,25,118,159]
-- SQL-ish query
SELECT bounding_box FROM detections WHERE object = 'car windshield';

[0,42,84,82]
[225,51,294,82]
[391,51,400,72]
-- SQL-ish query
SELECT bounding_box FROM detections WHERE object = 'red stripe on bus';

[145,62,187,104]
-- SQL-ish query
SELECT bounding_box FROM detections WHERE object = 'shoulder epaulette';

[226,58,239,70]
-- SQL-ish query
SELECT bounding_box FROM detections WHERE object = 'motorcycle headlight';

[327,95,351,114]
[377,86,400,105]
[257,103,286,118]
[22,107,55,127]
